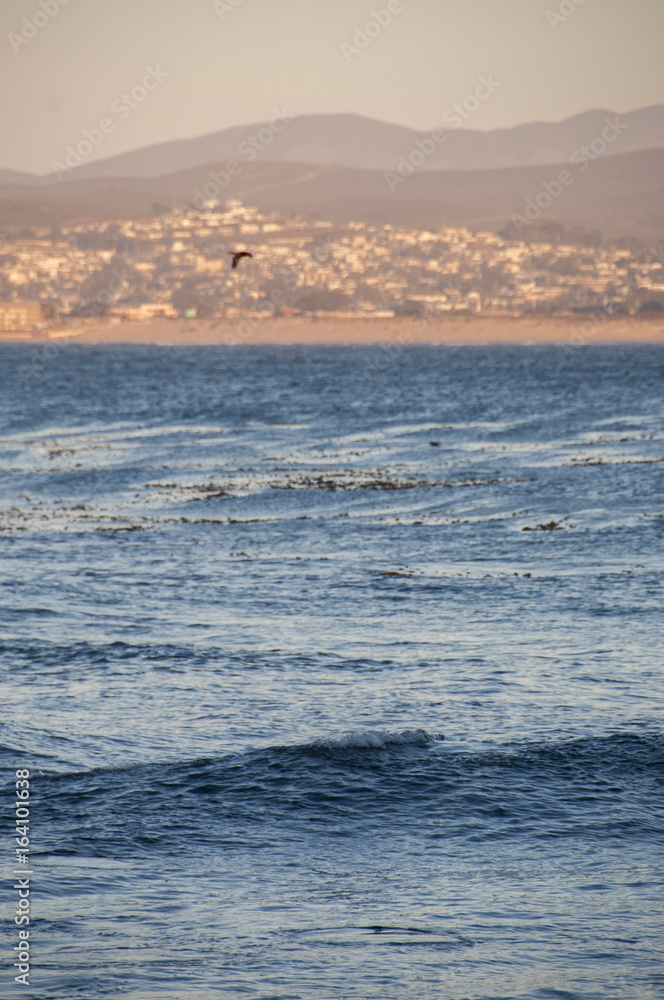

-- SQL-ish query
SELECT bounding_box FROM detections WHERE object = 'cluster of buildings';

[0,200,663,330]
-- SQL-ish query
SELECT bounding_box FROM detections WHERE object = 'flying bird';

[228,251,253,269]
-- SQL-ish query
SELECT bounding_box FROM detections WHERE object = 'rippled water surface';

[1,343,663,999]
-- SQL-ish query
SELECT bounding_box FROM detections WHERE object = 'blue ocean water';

[1,342,663,1000]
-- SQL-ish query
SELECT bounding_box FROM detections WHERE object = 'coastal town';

[1,199,663,332]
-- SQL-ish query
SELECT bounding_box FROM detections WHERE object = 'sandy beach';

[3,314,664,346]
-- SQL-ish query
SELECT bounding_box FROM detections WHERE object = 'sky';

[2,0,664,175]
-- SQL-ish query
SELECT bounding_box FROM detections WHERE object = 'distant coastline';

[2,315,664,346]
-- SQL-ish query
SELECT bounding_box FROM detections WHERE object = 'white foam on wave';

[311,728,443,750]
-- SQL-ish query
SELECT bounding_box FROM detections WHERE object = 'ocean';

[1,342,663,1000]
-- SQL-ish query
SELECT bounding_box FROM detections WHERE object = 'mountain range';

[2,106,664,183]
[1,108,663,243]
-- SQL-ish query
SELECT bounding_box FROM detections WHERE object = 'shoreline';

[2,314,664,345]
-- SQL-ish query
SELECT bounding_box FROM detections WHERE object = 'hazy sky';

[2,0,664,174]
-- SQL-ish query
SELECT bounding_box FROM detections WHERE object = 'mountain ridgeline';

[1,107,663,243]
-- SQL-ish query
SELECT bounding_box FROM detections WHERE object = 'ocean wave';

[310,728,444,749]
[9,732,661,861]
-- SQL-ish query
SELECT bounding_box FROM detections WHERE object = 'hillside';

[3,106,664,183]
[1,147,663,243]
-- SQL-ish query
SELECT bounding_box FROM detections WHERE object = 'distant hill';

[2,147,663,243]
[4,106,664,182]
[0,169,41,185]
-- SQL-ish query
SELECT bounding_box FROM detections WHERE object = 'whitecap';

[311,728,442,749]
